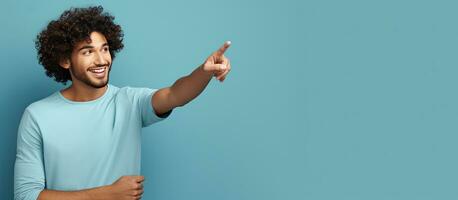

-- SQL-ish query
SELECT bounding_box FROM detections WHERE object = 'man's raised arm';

[151,41,232,115]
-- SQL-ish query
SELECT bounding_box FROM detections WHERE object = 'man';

[14,6,232,200]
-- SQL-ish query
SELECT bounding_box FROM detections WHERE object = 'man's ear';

[59,58,70,69]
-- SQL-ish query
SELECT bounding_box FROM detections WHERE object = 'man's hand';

[108,175,145,200]
[201,41,232,82]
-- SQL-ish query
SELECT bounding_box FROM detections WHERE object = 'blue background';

[1,0,457,199]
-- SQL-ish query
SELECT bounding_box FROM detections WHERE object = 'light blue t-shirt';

[14,84,172,200]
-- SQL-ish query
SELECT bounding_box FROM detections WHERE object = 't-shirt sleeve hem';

[142,89,173,127]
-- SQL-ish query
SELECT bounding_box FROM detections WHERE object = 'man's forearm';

[38,185,113,200]
[169,64,214,107]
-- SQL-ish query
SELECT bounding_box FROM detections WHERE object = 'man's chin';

[82,77,109,89]
[91,80,108,88]
[88,73,109,88]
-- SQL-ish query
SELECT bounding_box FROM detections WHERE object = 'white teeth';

[90,68,105,73]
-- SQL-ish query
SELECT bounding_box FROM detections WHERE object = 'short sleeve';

[137,88,173,127]
[14,108,45,200]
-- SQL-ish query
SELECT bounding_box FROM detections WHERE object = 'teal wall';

[1,0,457,199]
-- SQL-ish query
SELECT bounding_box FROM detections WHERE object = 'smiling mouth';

[88,66,108,77]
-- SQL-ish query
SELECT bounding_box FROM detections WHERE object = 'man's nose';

[94,52,108,66]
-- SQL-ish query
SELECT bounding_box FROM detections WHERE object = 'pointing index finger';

[216,41,231,56]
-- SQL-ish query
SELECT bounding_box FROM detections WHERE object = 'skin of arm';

[37,175,144,200]
[152,64,213,115]
[152,41,232,115]
[37,185,112,200]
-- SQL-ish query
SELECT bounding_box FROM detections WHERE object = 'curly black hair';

[35,6,124,85]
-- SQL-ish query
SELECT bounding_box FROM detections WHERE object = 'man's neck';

[60,82,108,102]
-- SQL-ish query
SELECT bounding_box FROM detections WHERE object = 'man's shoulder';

[24,91,60,114]
[114,85,157,97]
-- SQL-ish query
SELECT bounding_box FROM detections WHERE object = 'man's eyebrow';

[78,43,109,51]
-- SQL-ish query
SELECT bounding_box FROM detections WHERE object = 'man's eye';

[103,47,109,52]
[83,50,92,55]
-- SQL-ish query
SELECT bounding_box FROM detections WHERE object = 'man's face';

[64,31,112,88]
